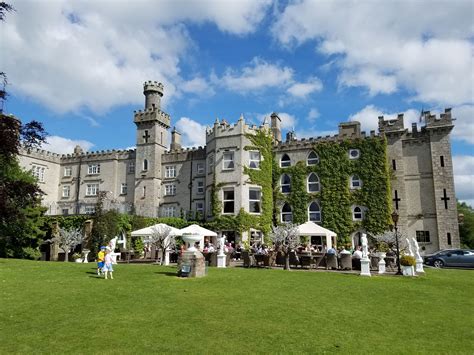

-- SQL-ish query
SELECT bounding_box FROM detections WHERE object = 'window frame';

[280,153,291,168]
[196,180,204,194]
[416,230,431,243]
[196,163,204,175]
[62,185,70,198]
[352,206,364,221]
[84,206,96,214]
[222,188,235,214]
[280,174,291,194]
[86,183,99,196]
[87,164,100,175]
[350,175,362,189]
[222,151,235,170]
[162,206,176,218]
[248,188,262,214]
[307,151,319,166]
[165,165,176,178]
[208,154,214,173]
[164,184,176,196]
[308,201,322,222]
[349,149,360,160]
[281,203,293,223]
[307,173,320,193]
[128,161,135,174]
[64,166,72,177]
[32,165,45,182]
[120,183,128,195]
[249,151,261,169]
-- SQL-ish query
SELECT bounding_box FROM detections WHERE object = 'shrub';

[400,255,416,266]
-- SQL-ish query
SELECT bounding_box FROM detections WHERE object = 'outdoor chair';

[339,254,352,270]
[326,254,338,270]
[311,253,325,269]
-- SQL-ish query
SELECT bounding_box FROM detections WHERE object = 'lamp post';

[391,210,403,275]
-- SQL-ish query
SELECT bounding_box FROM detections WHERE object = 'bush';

[22,247,42,260]
[400,255,416,266]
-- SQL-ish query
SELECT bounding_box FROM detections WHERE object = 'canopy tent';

[131,223,180,238]
[297,221,337,249]
[175,224,218,248]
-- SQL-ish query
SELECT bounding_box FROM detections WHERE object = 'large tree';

[458,201,474,249]
[269,224,300,270]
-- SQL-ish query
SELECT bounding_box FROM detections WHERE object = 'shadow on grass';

[155,271,178,277]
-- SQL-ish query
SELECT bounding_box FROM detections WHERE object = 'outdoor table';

[311,253,326,269]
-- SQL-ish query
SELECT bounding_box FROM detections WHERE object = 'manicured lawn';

[0,259,473,354]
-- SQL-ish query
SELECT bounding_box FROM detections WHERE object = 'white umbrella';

[131,223,180,237]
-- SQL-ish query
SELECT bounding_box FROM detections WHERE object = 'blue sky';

[1,0,473,205]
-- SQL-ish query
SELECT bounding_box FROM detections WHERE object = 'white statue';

[218,234,226,256]
[361,233,369,259]
[406,238,414,256]
[411,237,422,260]
[109,237,117,252]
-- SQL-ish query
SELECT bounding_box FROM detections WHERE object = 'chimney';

[74,145,83,154]
[270,112,282,143]
[170,127,182,150]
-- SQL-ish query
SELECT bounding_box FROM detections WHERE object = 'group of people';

[96,246,114,279]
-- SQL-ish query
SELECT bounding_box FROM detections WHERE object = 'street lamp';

[391,210,403,275]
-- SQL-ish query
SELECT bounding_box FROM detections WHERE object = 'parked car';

[424,249,474,268]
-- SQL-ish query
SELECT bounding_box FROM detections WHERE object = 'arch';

[352,206,364,221]
[307,151,319,165]
[307,173,320,192]
[281,203,293,223]
[308,201,321,222]
[280,174,291,193]
[350,175,362,189]
[280,153,291,167]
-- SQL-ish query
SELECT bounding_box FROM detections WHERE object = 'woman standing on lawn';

[103,247,114,280]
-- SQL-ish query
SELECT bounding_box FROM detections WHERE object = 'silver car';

[424,249,474,268]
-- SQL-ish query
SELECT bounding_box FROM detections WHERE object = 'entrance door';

[222,231,236,247]
[352,231,363,248]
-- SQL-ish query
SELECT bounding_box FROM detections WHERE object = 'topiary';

[400,255,416,266]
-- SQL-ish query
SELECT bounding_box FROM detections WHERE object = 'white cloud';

[219,58,294,92]
[257,112,296,130]
[349,105,420,133]
[307,108,320,123]
[175,117,206,147]
[42,135,94,154]
[272,0,473,105]
[295,128,337,140]
[1,0,271,113]
[453,155,474,207]
[452,105,474,145]
[180,77,215,97]
[287,77,323,98]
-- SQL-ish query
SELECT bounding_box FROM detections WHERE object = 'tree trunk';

[161,248,166,266]
[64,249,69,262]
[284,253,290,270]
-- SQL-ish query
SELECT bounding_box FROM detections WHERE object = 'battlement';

[205,115,268,142]
[143,80,164,96]
[60,148,135,162]
[133,108,170,127]
[378,113,406,134]
[424,108,454,129]
[20,147,62,163]
[163,146,206,162]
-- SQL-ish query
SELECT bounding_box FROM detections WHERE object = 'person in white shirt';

[340,247,351,255]
[103,248,114,280]
[352,246,363,259]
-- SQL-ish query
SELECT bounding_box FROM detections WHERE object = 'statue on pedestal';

[406,238,414,256]
[361,233,369,259]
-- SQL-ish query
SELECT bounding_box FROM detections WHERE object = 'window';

[128,162,135,173]
[280,154,291,167]
[349,149,360,159]
[223,189,235,214]
[121,183,127,195]
[281,174,291,194]
[86,183,99,196]
[440,156,445,167]
[307,173,320,192]
[249,151,260,169]
[162,206,176,218]
[307,151,319,166]
[62,185,70,198]
[143,159,148,171]
[64,167,72,177]
[447,232,452,245]
[84,206,96,214]
[249,188,261,214]
[392,159,397,171]
[196,202,204,214]
[31,165,45,182]
[223,151,234,170]
[308,201,321,222]
[416,231,431,243]
[350,175,362,189]
[208,154,214,172]
[281,203,293,223]
[197,181,204,194]
[142,186,146,198]
[352,206,364,221]
[197,163,204,174]
[87,164,100,175]
[164,184,176,196]
[62,209,69,216]
[165,165,176,178]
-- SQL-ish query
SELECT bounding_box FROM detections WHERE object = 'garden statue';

[360,233,371,277]
[361,233,369,259]
[406,238,414,256]
[411,237,425,273]
[109,237,117,252]
[217,234,227,268]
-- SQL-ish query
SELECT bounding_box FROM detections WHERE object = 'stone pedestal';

[110,252,120,264]
[415,259,425,274]
[378,259,386,274]
[217,254,226,268]
[360,258,371,277]
[82,250,90,263]
[179,250,206,278]
[402,265,415,276]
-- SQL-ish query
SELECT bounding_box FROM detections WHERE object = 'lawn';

[0,259,473,354]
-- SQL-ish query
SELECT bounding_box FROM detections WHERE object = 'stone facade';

[17,82,459,253]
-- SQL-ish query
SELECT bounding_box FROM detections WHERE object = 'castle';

[18,81,460,253]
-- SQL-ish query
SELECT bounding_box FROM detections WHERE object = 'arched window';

[307,151,319,166]
[280,154,291,167]
[281,203,293,223]
[352,206,364,221]
[143,159,148,171]
[308,201,321,222]
[280,174,291,194]
[350,175,362,189]
[307,173,320,192]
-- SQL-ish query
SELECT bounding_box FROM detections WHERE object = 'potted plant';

[376,242,389,259]
[400,255,416,276]
[72,252,83,263]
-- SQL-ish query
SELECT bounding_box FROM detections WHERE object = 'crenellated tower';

[133,81,171,216]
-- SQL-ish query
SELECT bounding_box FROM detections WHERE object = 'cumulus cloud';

[1,0,271,113]
[256,112,296,130]
[42,135,94,154]
[453,155,474,207]
[307,108,320,123]
[452,105,474,145]
[272,0,473,105]
[180,77,215,97]
[349,105,420,132]
[175,117,206,147]
[287,77,323,98]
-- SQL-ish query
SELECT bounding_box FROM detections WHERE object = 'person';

[103,247,114,280]
[326,245,336,255]
[352,246,363,259]
[96,246,106,276]
[207,243,215,253]
[340,246,351,254]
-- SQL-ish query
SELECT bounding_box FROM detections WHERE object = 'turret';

[143,81,164,110]
[170,127,182,151]
[271,112,282,143]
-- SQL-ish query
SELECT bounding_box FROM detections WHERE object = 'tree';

[47,227,84,262]
[147,225,176,265]
[269,223,300,270]
[458,201,474,249]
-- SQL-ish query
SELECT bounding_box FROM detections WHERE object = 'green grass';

[0,259,473,354]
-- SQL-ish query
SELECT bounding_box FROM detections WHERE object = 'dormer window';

[307,151,319,166]
[280,154,291,167]
[349,149,360,159]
